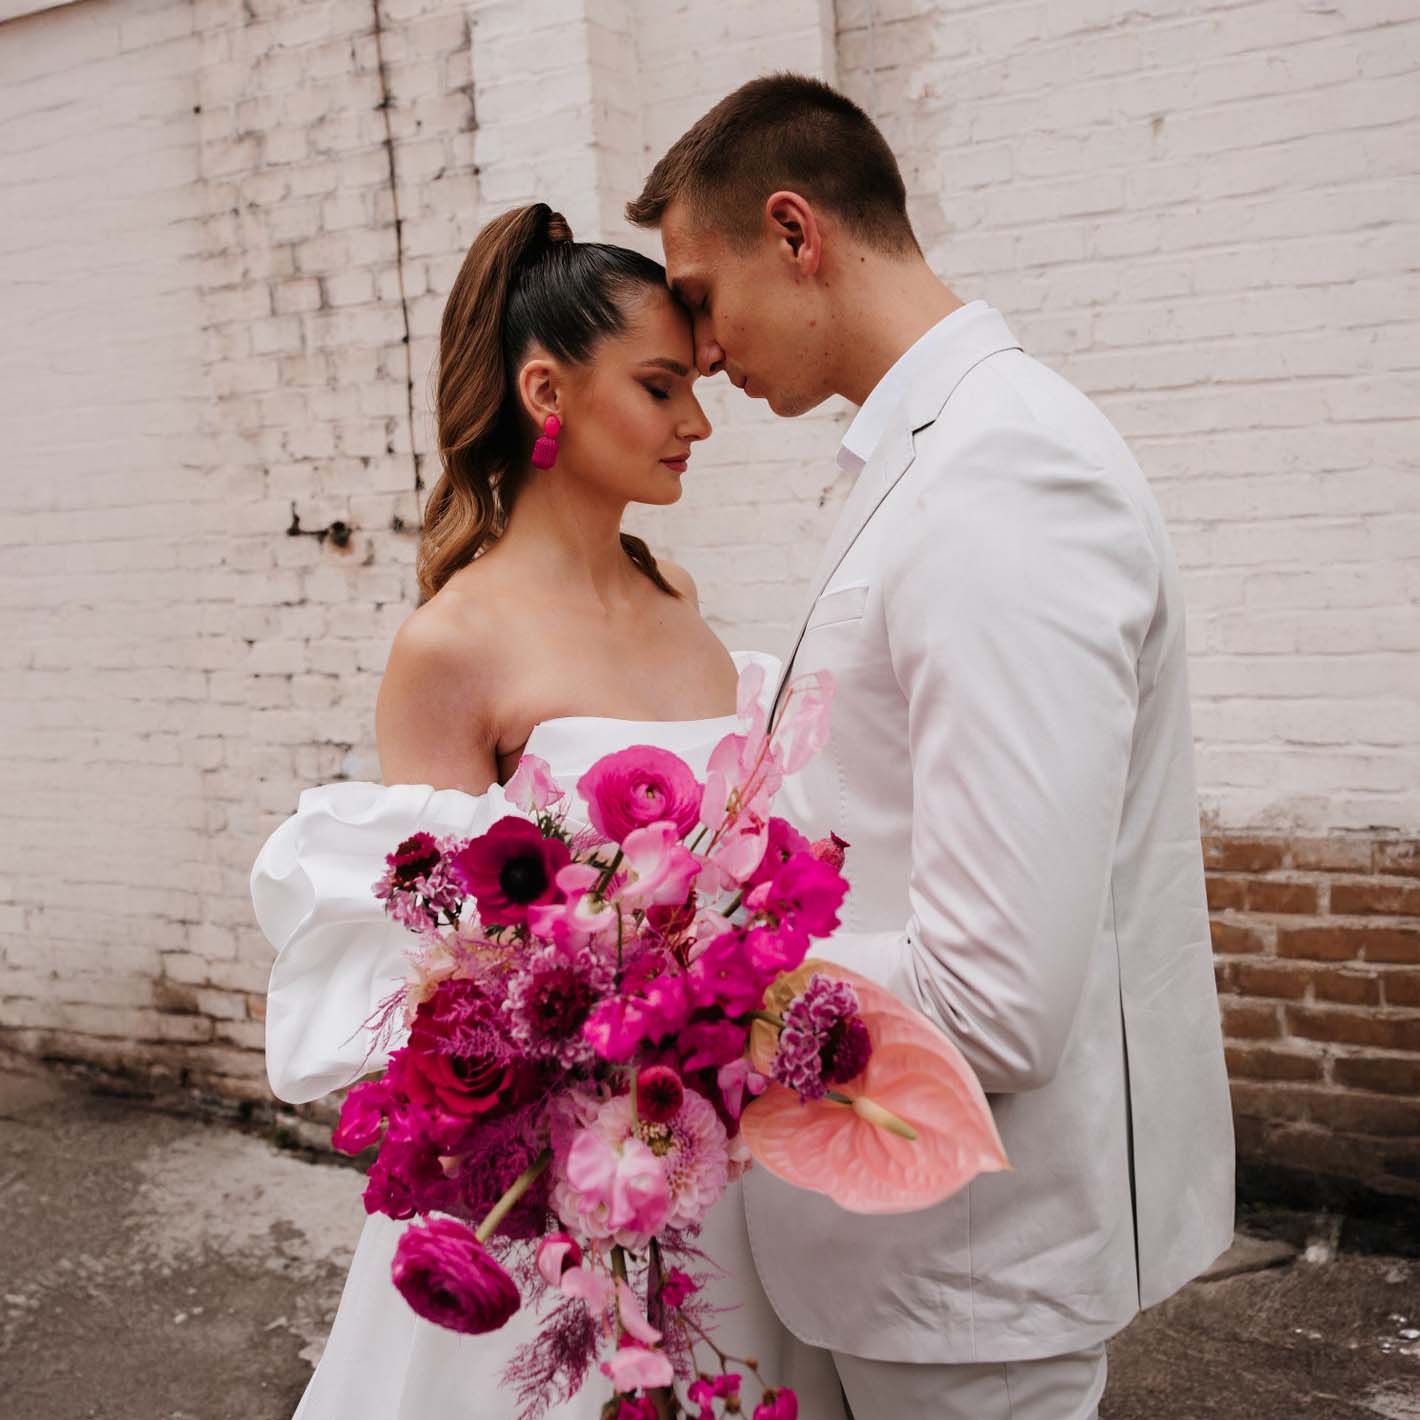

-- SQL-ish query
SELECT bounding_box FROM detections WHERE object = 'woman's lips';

[661,458,688,472]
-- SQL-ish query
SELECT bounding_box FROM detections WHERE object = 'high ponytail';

[416,204,681,604]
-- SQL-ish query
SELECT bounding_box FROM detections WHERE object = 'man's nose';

[696,335,725,378]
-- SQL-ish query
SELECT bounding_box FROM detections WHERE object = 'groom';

[629,74,1235,1418]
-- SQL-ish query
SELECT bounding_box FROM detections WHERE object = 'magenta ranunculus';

[448,816,570,928]
[332,1079,387,1154]
[577,746,703,844]
[754,1387,799,1420]
[390,1216,520,1335]
[746,816,812,889]
[763,852,848,939]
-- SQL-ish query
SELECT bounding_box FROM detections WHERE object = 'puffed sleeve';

[250,780,515,1104]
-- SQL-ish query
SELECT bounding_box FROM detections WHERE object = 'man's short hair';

[627,72,919,256]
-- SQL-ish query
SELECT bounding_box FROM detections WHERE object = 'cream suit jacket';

[742,304,1235,1364]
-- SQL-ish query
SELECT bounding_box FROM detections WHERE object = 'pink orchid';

[504,753,564,812]
[602,1344,675,1392]
[619,821,701,910]
[615,1279,663,1345]
[771,670,835,774]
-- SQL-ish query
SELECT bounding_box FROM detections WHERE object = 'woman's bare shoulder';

[375,573,509,791]
[655,555,700,605]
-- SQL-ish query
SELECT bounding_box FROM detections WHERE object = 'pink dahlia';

[592,1089,730,1233]
[390,1216,520,1335]
[769,974,872,1102]
[448,816,570,928]
[504,936,613,1068]
[577,746,703,844]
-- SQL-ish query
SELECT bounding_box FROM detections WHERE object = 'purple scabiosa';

[770,974,872,1102]
[503,936,614,1069]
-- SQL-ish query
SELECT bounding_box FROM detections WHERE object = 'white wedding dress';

[249,650,845,1420]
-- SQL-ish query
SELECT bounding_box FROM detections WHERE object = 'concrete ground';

[1,1055,1417,1420]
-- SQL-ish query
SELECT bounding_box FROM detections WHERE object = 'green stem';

[595,847,624,896]
[746,1009,783,1029]
[474,1148,552,1244]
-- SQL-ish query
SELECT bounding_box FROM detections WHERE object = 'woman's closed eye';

[644,383,671,401]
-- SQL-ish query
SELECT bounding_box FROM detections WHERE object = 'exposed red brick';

[1289,838,1374,873]
[1230,961,1310,1000]
[1330,880,1420,916]
[1212,920,1269,955]
[1375,841,1420,879]
[1285,1006,1420,1053]
[1260,1124,1388,1179]
[1312,970,1382,1007]
[1245,879,1320,914]
[1276,927,1363,962]
[1385,970,1420,1009]
[1225,1045,1324,1082]
[1205,875,1247,911]
[1333,1055,1420,1096]
[1361,929,1420,965]
[1222,1000,1281,1040]
[1229,1081,1308,1122]
[1305,1090,1420,1138]
[245,992,267,1022]
[1204,837,1286,873]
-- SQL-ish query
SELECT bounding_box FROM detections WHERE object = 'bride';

[249,203,846,1420]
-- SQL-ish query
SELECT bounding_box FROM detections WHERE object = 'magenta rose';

[402,982,530,1125]
[448,816,570,928]
[391,1216,521,1335]
[746,816,812,889]
[576,746,703,844]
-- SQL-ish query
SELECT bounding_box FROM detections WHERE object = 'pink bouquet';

[339,663,1007,1419]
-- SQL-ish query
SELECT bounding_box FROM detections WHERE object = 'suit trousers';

[831,1341,1108,1420]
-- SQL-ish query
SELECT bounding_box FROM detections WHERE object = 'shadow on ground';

[1,1057,1416,1420]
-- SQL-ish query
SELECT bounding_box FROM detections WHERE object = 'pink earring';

[531,414,561,469]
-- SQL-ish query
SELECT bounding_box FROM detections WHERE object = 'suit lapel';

[771,310,1023,719]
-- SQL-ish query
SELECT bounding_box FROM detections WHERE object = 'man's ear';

[765,191,822,277]
[516,356,563,427]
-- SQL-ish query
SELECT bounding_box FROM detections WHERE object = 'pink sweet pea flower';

[771,670,835,775]
[619,821,701,910]
[754,1387,799,1420]
[602,1344,675,1392]
[578,746,703,844]
[559,1263,614,1312]
[504,752,564,812]
[716,1057,768,1122]
[535,1232,583,1287]
[686,931,768,1017]
[615,1279,663,1345]
[543,862,621,949]
[746,816,812,890]
[583,970,690,1063]
[763,853,848,939]
[736,659,769,741]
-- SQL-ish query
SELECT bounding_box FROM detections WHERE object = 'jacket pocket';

[804,580,870,631]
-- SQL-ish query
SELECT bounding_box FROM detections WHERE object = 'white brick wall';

[1,0,1415,1089]
[836,0,1420,834]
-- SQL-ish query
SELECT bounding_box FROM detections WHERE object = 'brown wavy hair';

[417,203,682,604]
